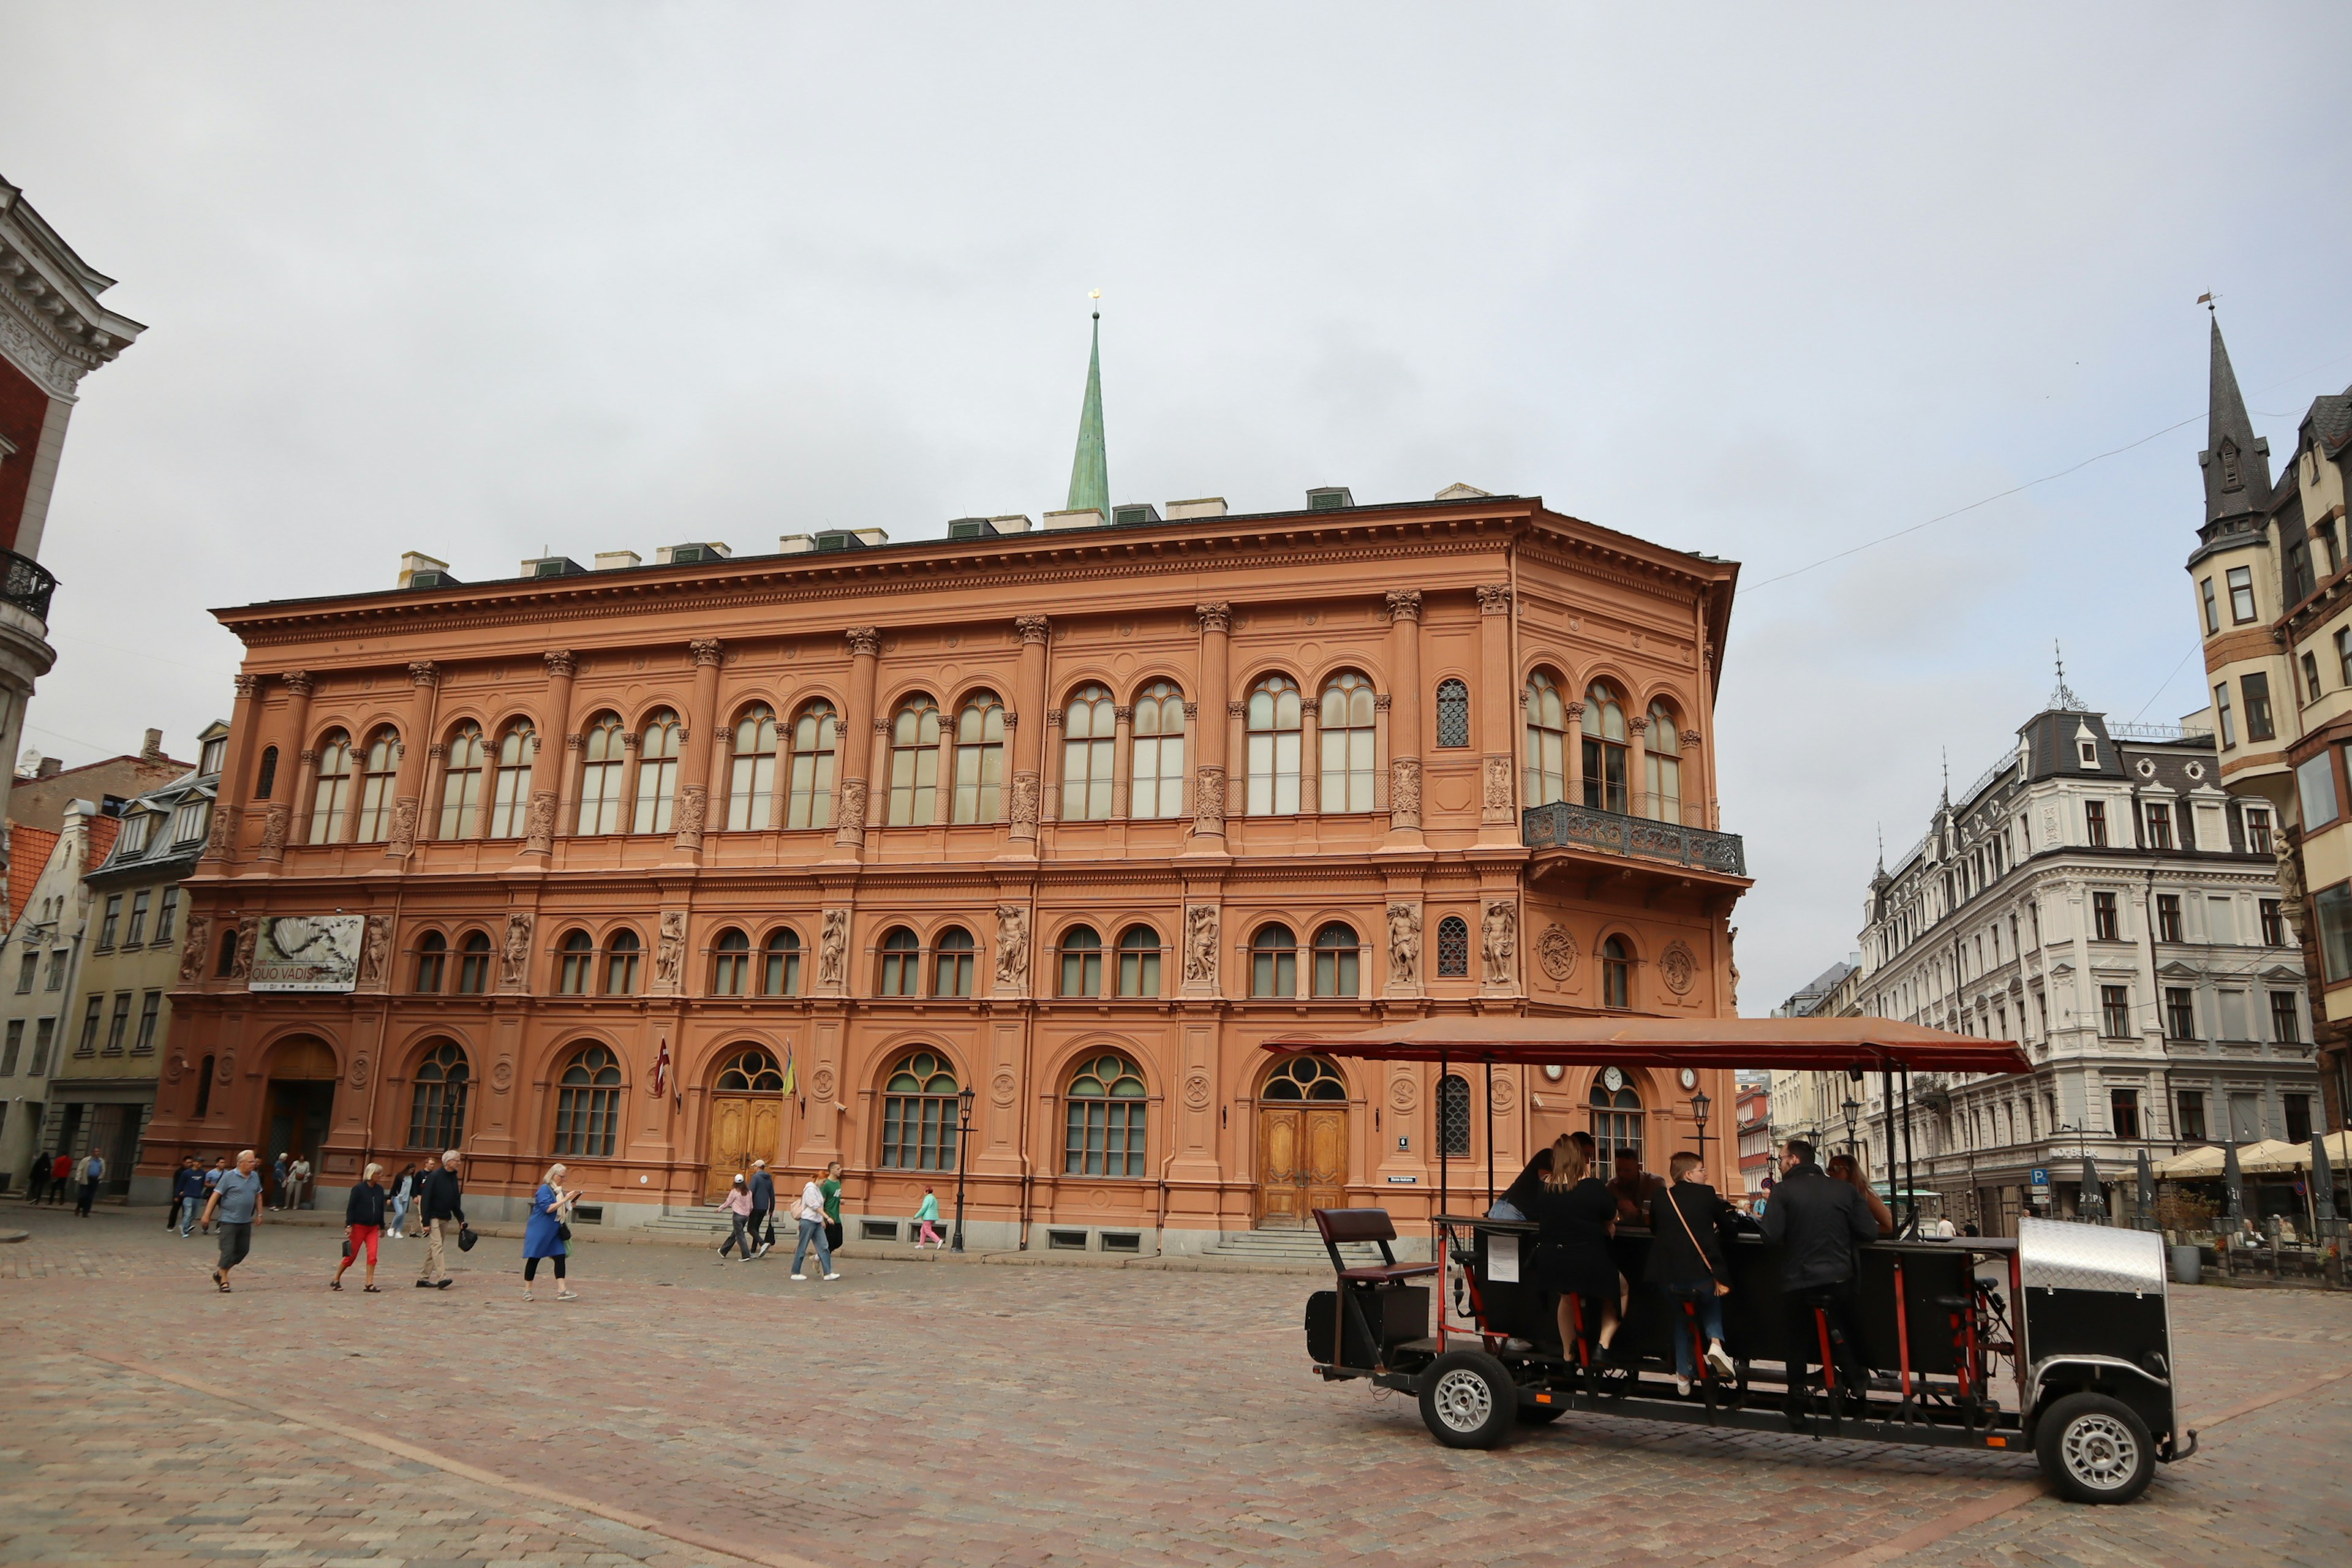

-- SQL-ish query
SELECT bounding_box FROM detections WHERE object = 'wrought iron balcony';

[1,549,56,622]
[1521,800,1747,877]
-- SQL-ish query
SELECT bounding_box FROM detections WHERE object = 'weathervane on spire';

[1090,287,1101,320]
[1065,293,1109,516]
[2050,639,2081,710]
[2197,290,2220,315]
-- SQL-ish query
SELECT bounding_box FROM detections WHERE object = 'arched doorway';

[703,1046,785,1202]
[1256,1055,1348,1229]
[262,1036,338,1205]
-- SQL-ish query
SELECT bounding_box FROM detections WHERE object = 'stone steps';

[1199,1229,1376,1264]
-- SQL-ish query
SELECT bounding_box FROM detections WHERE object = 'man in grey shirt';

[202,1148,266,1292]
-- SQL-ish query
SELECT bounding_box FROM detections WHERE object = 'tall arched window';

[1602,935,1631,1010]
[880,1049,959,1169]
[194,1055,215,1118]
[1439,1072,1472,1156]
[1065,1053,1147,1176]
[1061,685,1115,821]
[633,710,682,834]
[1645,701,1681,824]
[934,926,978,997]
[785,700,839,829]
[553,1044,624,1157]
[952,692,1006,823]
[576,713,626,835]
[1058,925,1103,997]
[715,1046,784,1090]
[710,929,750,995]
[1261,1054,1346,1100]
[215,927,239,978]
[878,927,921,997]
[1246,674,1303,815]
[255,746,279,801]
[455,931,492,994]
[1436,915,1470,978]
[1589,1071,1642,1167]
[727,704,780,831]
[1131,680,1186,820]
[355,728,400,842]
[888,696,942,825]
[1117,925,1161,997]
[407,1040,470,1149]
[1523,671,1567,807]
[438,723,484,839]
[1436,679,1471,749]
[1251,922,1298,998]
[605,930,642,995]
[1319,672,1377,812]
[1312,922,1360,997]
[309,729,354,843]
[1583,681,1628,814]
[413,931,447,993]
[761,928,802,996]
[489,723,533,837]
[557,930,595,995]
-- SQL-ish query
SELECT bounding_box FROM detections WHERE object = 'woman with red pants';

[331,1163,389,1292]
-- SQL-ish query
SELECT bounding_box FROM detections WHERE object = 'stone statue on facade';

[231,917,258,980]
[358,914,392,988]
[655,910,687,989]
[1185,905,1219,986]
[1385,903,1421,987]
[819,909,849,987]
[1480,899,1517,977]
[178,916,211,984]
[522,791,556,852]
[995,904,1030,991]
[500,913,533,990]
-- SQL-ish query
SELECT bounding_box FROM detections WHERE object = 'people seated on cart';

[1488,1143,1553,1222]
[1646,1150,1740,1395]
[1610,1148,1665,1226]
[1528,1133,1625,1367]
[1825,1151,1896,1238]
[1762,1138,1879,1418]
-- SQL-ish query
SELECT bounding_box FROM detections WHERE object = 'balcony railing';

[1522,800,1747,876]
[1,549,56,622]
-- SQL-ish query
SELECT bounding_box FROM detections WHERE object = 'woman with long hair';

[522,1163,579,1301]
[1528,1133,1623,1365]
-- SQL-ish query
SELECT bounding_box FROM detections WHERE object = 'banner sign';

[247,914,365,992]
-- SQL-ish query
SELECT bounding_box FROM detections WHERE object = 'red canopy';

[1263,1016,2029,1074]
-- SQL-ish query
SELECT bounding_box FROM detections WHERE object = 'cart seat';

[1313,1207,1439,1283]
[1339,1261,1441,1283]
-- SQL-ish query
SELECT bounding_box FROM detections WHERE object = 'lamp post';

[1841,1096,1862,1158]
[1691,1088,1713,1182]
[951,1084,976,1254]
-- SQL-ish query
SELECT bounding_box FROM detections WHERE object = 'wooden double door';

[704,1095,783,1203]
[1256,1105,1348,1228]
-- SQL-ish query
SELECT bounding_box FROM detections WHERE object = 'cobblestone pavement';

[4,1204,2348,1567]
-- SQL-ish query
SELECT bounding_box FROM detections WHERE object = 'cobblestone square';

[4,1205,2348,1567]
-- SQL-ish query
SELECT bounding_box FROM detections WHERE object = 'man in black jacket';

[415,1150,466,1290]
[1760,1138,1881,1415]
[748,1159,777,1259]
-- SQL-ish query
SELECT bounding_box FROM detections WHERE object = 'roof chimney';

[398,551,457,589]
[36,756,63,778]
[141,728,164,761]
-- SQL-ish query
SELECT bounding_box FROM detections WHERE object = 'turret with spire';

[2199,312,2272,534]
[1066,302,1108,518]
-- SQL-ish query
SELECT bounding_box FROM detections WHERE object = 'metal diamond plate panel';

[2018,1216,2166,1294]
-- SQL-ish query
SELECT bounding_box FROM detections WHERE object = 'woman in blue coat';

[522,1163,578,1302]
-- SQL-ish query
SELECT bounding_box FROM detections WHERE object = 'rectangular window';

[77,995,103,1053]
[97,894,121,951]
[2285,1093,2312,1145]
[2201,576,2219,634]
[44,949,64,991]
[104,991,132,1052]
[2084,801,2108,847]
[15,950,34,993]
[2304,650,2324,702]
[2298,752,2340,828]
[2035,992,2048,1038]
[155,886,179,944]
[29,1019,51,1077]
[2177,1090,2206,1142]
[2144,803,2174,850]
[2260,899,2284,946]
[125,890,151,946]
[2228,565,2256,623]
[135,990,162,1051]
[118,813,150,856]
[2339,627,2352,688]
[2245,807,2272,854]
[2156,894,2182,943]
[172,799,211,843]
[2100,984,2132,1038]
[2216,683,2236,748]
[2111,1088,2141,1141]
[2163,986,2195,1040]
[2218,988,2250,1039]
[2270,990,2301,1044]
[2242,673,2275,742]
[2093,891,2120,941]
[0,1019,18,1076]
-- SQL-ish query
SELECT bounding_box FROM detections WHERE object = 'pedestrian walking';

[717,1175,758,1262]
[170,1158,205,1235]
[820,1160,845,1255]
[74,1151,104,1216]
[200,1157,227,1234]
[790,1168,840,1281]
[24,1148,48,1205]
[914,1186,943,1248]
[330,1164,389,1292]
[387,1163,414,1239]
[747,1159,775,1259]
[271,1153,290,1209]
[203,1149,266,1292]
[522,1164,578,1301]
[47,1152,71,1204]
[287,1155,312,1212]
[415,1148,465,1290]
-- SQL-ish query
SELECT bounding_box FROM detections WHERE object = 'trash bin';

[2169,1243,2202,1286]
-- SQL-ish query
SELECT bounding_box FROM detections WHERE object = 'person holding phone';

[522,1163,578,1301]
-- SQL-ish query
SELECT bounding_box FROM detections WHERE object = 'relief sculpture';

[819,909,850,987]
[178,917,211,984]
[1184,905,1219,986]
[1385,903,1421,987]
[655,910,687,989]
[995,904,1030,991]
[232,917,258,979]
[358,914,392,987]
[1480,899,1518,978]
[500,912,533,989]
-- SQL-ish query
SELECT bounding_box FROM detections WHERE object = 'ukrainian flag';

[781,1046,796,1096]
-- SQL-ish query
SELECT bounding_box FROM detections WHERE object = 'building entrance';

[702,1047,786,1202]
[1256,1055,1348,1229]
[260,1038,337,1200]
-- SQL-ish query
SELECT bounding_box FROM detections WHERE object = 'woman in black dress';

[1528,1133,1623,1362]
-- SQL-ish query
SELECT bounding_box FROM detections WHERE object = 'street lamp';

[1690,1088,1713,1179]
[1841,1096,1862,1156]
[951,1084,976,1254]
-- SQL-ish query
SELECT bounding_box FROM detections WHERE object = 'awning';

[1262,1016,2031,1074]
[2152,1136,2352,1179]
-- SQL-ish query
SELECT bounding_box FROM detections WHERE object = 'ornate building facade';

[136,489,1747,1250]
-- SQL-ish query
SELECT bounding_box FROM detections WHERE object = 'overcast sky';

[6,3,2351,1011]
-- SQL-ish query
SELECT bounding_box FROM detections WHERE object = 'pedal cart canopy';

[1264,1016,2032,1074]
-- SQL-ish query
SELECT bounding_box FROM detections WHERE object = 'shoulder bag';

[1667,1186,1732,1296]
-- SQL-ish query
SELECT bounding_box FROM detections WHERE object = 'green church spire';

[1065,303,1108,516]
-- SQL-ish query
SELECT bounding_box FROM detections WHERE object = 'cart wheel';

[1419,1350,1515,1449]
[1517,1402,1568,1425]
[2035,1392,2155,1504]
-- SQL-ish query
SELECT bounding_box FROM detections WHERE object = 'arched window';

[727,704,780,831]
[1312,922,1360,997]
[576,713,626,835]
[255,746,279,801]
[785,700,840,829]
[1436,915,1470,978]
[1261,1054,1346,1100]
[1251,922,1298,998]
[557,930,594,995]
[1058,925,1103,997]
[413,931,448,993]
[455,931,492,995]
[309,729,354,843]
[633,710,682,834]
[1246,676,1303,815]
[1065,1052,1147,1176]
[354,728,400,842]
[437,724,484,839]
[1061,685,1115,821]
[605,930,642,995]
[194,1055,215,1118]
[888,696,942,825]
[1583,681,1629,814]
[489,723,533,837]
[933,926,977,998]
[710,929,750,995]
[1589,1070,1642,1167]
[1523,671,1567,807]
[761,929,802,996]
[880,1049,959,1170]
[407,1040,470,1149]
[952,692,1006,823]
[715,1046,783,1091]
[1602,935,1631,1010]
[1131,680,1186,820]
[1117,925,1161,997]
[1436,679,1471,749]
[215,927,239,978]
[1645,701,1681,824]
[1439,1072,1471,1156]
[878,927,921,997]
[1319,672,1377,812]
[553,1044,624,1157]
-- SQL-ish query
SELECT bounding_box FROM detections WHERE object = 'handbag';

[824,1219,844,1251]
[458,1224,479,1253]
[556,1222,572,1242]
[1665,1186,1732,1297]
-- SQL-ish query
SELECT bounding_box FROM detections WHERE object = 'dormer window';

[2219,437,2242,491]
[171,798,211,844]
[199,736,226,777]
[2078,740,2098,767]
[118,813,151,856]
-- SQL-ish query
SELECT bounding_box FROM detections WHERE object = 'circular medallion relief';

[991,1069,1016,1107]
[216,1053,235,1085]
[1182,1072,1213,1110]
[1538,925,1577,981]
[1490,1075,1518,1112]
[164,1054,185,1084]
[348,1054,371,1091]
[1387,1076,1417,1113]
[491,1058,514,1093]
[811,1066,837,1101]
[1659,941,1696,997]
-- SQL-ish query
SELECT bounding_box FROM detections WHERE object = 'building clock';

[1679,1067,1698,1089]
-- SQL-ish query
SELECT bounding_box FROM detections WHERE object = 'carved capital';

[845,627,881,658]
[1682,728,1701,748]
[873,717,891,734]
[1194,601,1232,635]
[1000,711,1018,732]
[298,748,318,767]
[1183,702,1199,719]
[565,733,585,753]
[409,660,440,688]
[1629,715,1649,737]
[1113,706,1134,724]
[1384,589,1422,623]
[1374,693,1393,713]
[1044,709,1064,729]
[544,649,577,679]
[1016,615,1050,646]
[621,731,640,752]
[233,673,264,701]
[1476,584,1512,615]
[426,742,448,760]
[1227,700,1245,719]
[690,638,724,668]
[283,671,314,698]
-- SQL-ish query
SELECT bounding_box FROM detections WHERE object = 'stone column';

[1187,603,1231,851]
[525,650,576,857]
[833,628,880,850]
[1678,726,1703,829]
[203,673,266,866]
[1565,699,1586,808]
[385,662,439,858]
[1298,701,1320,815]
[1385,590,1423,840]
[1629,714,1650,821]
[1110,704,1134,818]
[674,638,723,851]
[1476,586,1517,843]
[277,671,315,855]
[1041,709,1063,824]
[933,713,957,825]
[1008,615,1049,842]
